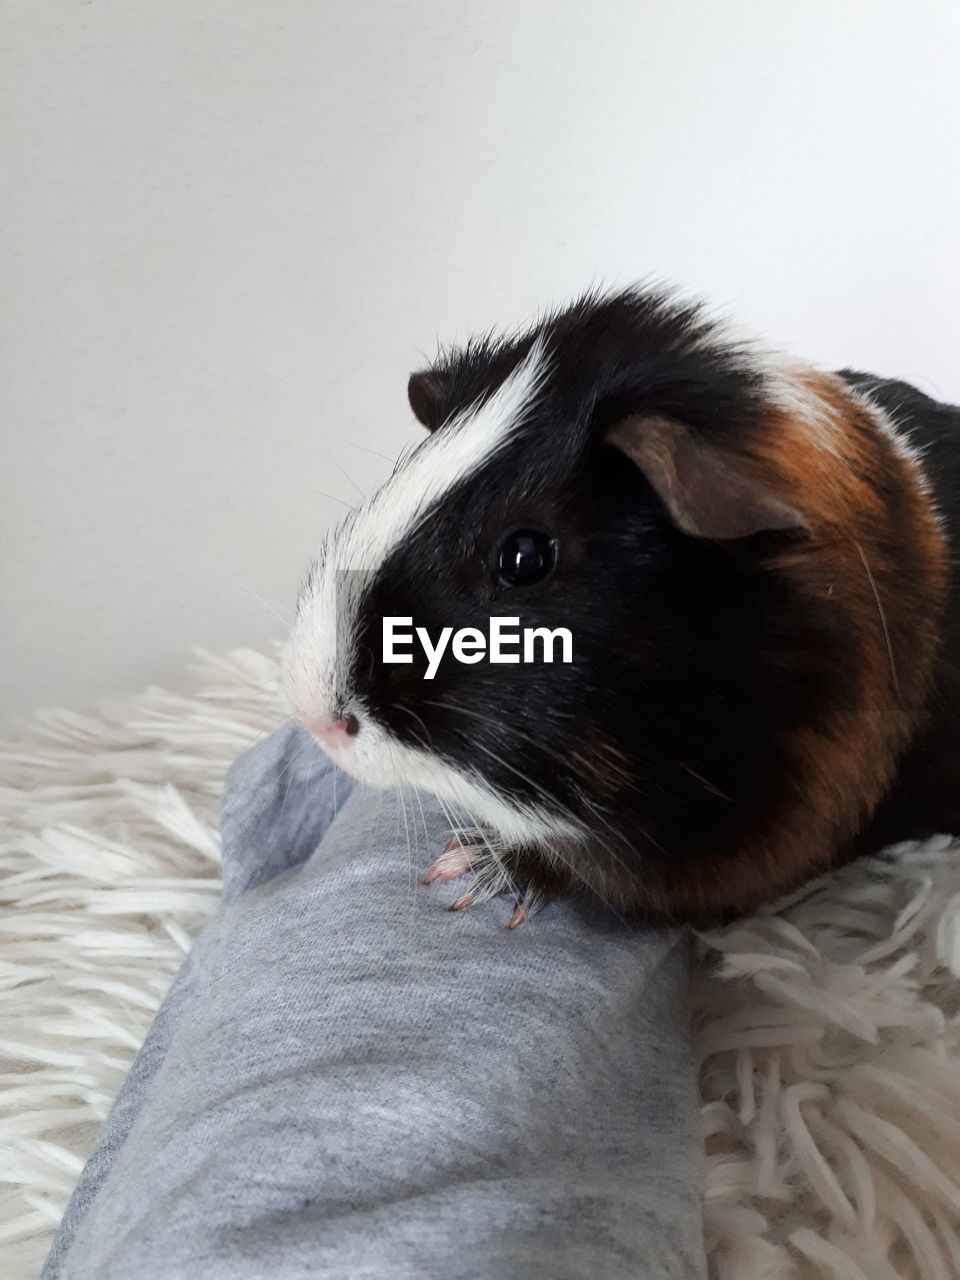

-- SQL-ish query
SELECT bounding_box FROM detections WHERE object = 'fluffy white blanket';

[1,649,958,1280]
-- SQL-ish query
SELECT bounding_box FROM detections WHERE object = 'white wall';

[3,0,959,722]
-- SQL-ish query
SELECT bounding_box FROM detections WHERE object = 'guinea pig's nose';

[301,711,360,748]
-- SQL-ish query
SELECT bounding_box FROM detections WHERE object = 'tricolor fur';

[284,287,956,922]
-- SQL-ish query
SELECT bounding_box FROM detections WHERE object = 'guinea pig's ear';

[407,370,445,432]
[607,414,808,540]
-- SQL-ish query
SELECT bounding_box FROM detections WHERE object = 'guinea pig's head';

[283,287,945,917]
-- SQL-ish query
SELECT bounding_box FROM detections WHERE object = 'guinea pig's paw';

[422,829,514,905]
[421,829,513,907]
[421,831,549,928]
[420,830,484,885]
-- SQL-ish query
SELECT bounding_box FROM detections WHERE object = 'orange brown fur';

[652,369,949,919]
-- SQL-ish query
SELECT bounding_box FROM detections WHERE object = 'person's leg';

[44,724,705,1280]
[42,722,351,1276]
[219,719,356,902]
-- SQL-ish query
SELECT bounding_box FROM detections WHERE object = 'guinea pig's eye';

[497,529,557,587]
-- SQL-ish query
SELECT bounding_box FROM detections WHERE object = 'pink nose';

[302,711,360,749]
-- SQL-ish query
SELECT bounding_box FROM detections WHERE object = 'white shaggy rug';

[2,649,959,1280]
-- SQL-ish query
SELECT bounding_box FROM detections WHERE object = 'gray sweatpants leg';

[42,722,706,1280]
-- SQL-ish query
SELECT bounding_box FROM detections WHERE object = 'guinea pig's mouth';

[294,707,360,765]
[296,703,418,791]
[294,699,586,851]
[301,709,361,753]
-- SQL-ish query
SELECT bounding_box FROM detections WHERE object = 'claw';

[506,904,527,930]
[421,845,473,884]
[450,892,475,912]
[506,885,547,930]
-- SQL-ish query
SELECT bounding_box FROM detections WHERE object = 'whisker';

[309,488,357,511]
[682,764,736,804]
[397,717,512,891]
[328,434,396,465]
[222,572,291,627]
[418,696,660,913]
[231,713,291,758]
[855,539,901,697]
[277,742,312,826]
[409,783,433,883]
[419,695,632,784]
[387,742,415,906]
[422,695,661,857]
[440,732,629,923]
[393,698,640,916]
[320,444,367,502]
[419,699,575,771]
[392,703,435,749]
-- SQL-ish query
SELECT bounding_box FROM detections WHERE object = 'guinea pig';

[283,286,959,926]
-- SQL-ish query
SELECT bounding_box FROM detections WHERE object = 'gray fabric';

[42,721,706,1280]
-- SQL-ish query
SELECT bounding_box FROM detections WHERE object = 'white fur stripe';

[333,711,583,845]
[337,336,548,574]
[283,338,549,729]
